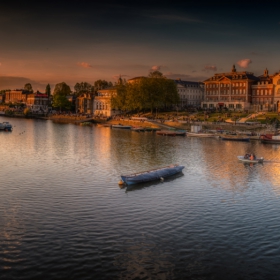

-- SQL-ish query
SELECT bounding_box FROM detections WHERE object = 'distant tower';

[231,64,236,73]
[264,68,269,77]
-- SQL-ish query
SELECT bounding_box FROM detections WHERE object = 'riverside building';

[202,65,280,112]
[202,65,259,111]
[175,79,204,109]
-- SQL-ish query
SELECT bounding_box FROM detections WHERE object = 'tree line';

[1,71,179,113]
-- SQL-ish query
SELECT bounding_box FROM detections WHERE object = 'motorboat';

[120,164,185,185]
[237,156,264,163]
[0,122,12,131]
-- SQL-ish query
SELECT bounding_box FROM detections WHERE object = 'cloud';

[237,59,252,68]
[203,65,217,72]
[77,62,93,68]
[151,65,162,71]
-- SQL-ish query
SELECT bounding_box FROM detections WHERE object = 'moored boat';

[187,132,219,138]
[156,130,177,136]
[120,164,185,185]
[112,124,131,129]
[221,135,250,142]
[156,130,186,136]
[260,134,280,144]
[0,122,12,131]
[174,130,186,136]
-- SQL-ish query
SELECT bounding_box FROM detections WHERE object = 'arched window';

[277,79,280,85]
[277,88,280,95]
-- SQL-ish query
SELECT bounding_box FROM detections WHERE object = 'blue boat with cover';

[120,164,184,185]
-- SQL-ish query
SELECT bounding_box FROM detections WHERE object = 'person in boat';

[244,153,250,159]
[250,154,255,161]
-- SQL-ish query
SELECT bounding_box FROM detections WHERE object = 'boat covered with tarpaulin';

[120,164,184,185]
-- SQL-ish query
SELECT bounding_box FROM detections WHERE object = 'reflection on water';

[1,117,280,279]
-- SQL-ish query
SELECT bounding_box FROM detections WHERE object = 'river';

[1,117,280,280]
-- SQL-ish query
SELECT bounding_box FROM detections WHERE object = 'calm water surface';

[1,117,280,280]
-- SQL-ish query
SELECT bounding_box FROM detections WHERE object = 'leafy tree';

[0,89,10,94]
[23,108,31,116]
[111,75,179,113]
[94,80,112,91]
[111,83,129,111]
[148,70,165,78]
[52,93,71,112]
[24,83,33,92]
[53,82,71,96]
[74,82,94,96]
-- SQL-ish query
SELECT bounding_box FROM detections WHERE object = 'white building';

[174,79,204,109]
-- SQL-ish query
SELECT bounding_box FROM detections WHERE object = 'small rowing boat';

[237,156,264,163]
[120,164,185,185]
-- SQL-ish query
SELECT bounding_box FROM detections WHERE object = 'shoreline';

[0,113,269,132]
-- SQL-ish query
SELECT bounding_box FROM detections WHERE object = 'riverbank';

[105,118,267,132]
[0,112,270,133]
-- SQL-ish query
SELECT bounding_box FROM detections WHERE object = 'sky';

[0,0,280,92]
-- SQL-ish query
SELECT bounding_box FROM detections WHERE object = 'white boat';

[112,124,131,129]
[237,156,264,163]
[187,132,219,138]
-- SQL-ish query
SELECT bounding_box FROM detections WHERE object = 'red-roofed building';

[26,91,49,113]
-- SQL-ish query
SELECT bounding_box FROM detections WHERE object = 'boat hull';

[260,135,280,144]
[121,165,184,185]
[237,156,263,163]
[221,136,250,142]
